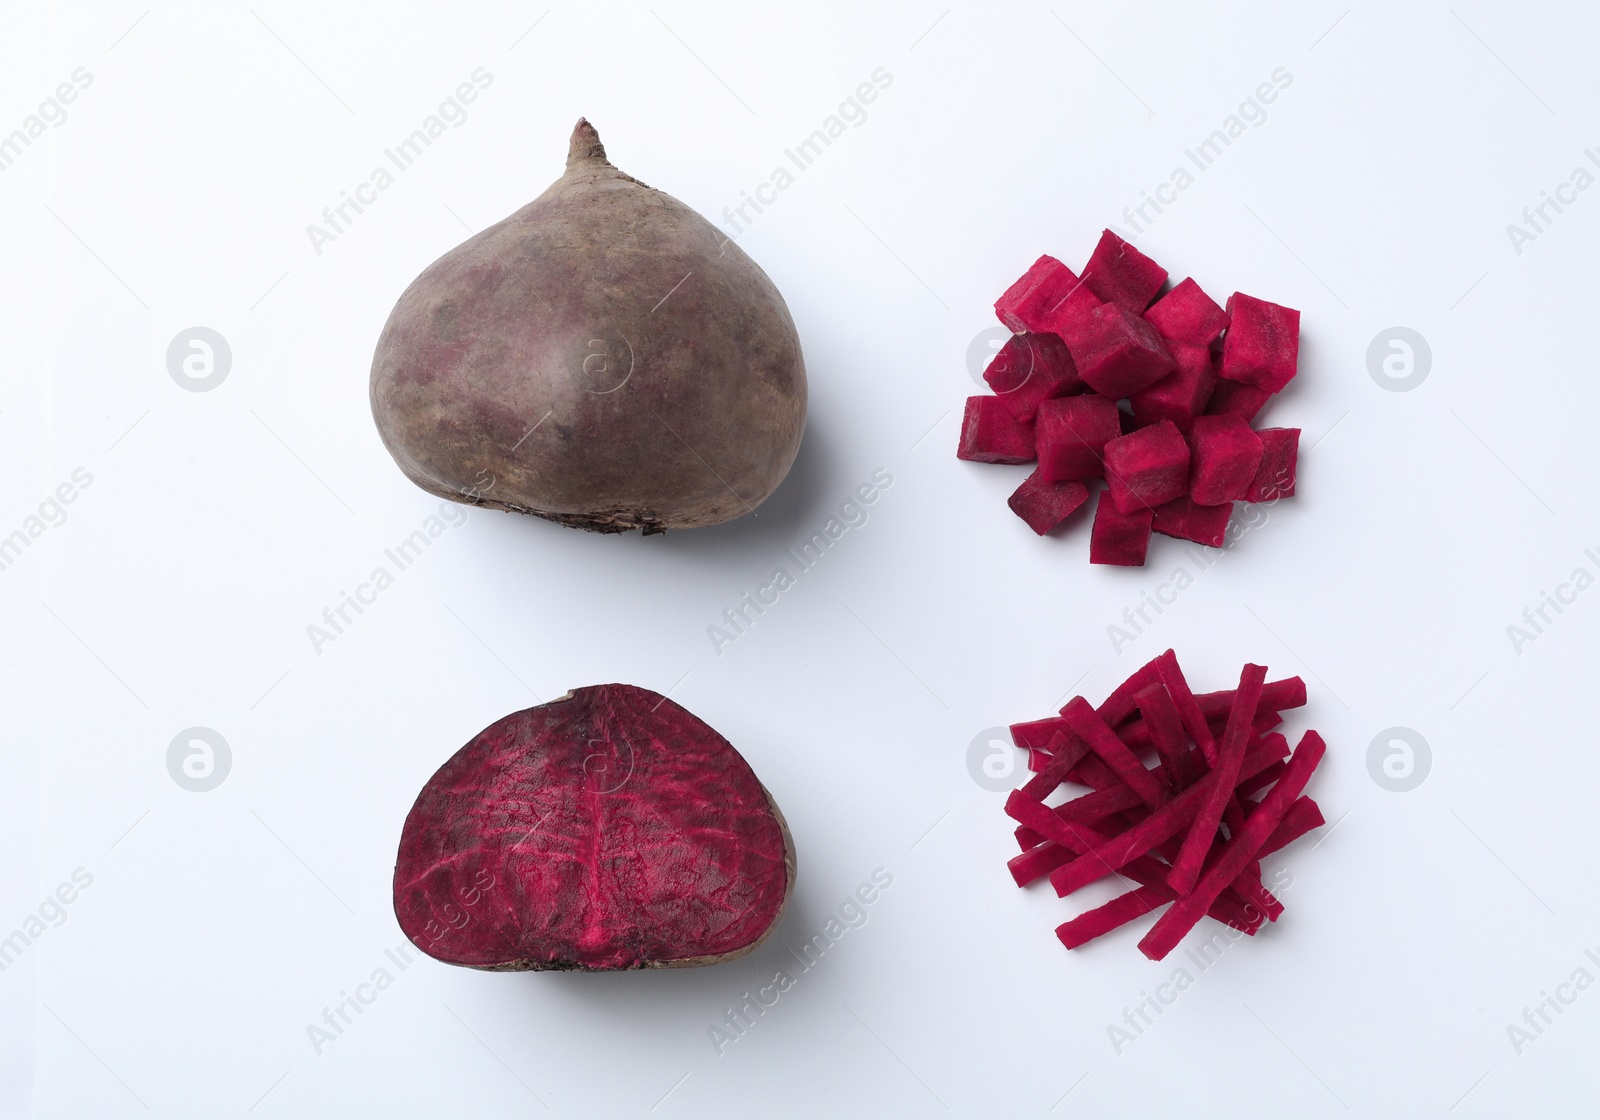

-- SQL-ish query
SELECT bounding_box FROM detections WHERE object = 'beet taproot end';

[393,685,795,971]
[370,120,807,534]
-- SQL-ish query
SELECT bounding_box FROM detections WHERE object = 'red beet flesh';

[393,684,794,971]
[1037,395,1120,482]
[995,255,1085,333]
[1002,653,1328,958]
[960,233,1303,564]
[1089,491,1153,566]
[1144,278,1229,346]
[1056,303,1176,399]
[957,395,1036,464]
[1080,229,1168,314]
[1218,292,1300,392]
[1247,427,1300,502]
[982,333,1084,421]
[1189,414,1265,506]
[1008,470,1089,535]
[1104,420,1191,515]
[1129,341,1216,432]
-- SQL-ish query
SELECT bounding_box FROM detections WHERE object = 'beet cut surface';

[957,395,1036,464]
[394,685,794,971]
[1143,277,1229,346]
[1008,470,1089,535]
[1002,653,1328,959]
[983,332,1084,421]
[959,234,1304,565]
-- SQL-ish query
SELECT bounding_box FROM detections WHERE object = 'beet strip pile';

[1003,650,1327,960]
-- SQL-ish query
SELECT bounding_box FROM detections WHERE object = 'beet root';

[370,120,807,534]
[393,684,795,971]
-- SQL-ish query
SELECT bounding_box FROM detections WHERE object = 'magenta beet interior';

[393,684,789,970]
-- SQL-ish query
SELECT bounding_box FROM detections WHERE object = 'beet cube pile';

[958,231,1302,563]
[1003,651,1327,960]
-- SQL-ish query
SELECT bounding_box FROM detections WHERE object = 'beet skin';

[393,685,794,971]
[370,120,807,534]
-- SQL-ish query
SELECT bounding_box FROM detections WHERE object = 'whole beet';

[370,119,807,533]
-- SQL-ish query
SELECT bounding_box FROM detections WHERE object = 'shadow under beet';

[650,420,835,559]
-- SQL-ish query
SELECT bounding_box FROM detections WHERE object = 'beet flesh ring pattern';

[394,685,794,971]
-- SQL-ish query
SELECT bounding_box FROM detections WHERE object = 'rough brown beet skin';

[369,120,808,534]
[393,685,795,971]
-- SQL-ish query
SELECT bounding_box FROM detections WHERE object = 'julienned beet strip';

[1115,703,1285,756]
[1166,664,1267,895]
[1262,796,1325,851]
[1133,682,1194,788]
[1236,758,1287,800]
[1001,651,1329,956]
[1050,795,1328,949]
[1192,676,1306,722]
[1155,649,1219,765]
[1138,731,1328,961]
[1010,817,1262,934]
[1056,887,1167,949]
[1014,733,1285,891]
[1095,655,1165,725]
[1063,696,1167,807]
[1047,737,1279,898]
[1022,656,1167,798]
[1020,732,1091,800]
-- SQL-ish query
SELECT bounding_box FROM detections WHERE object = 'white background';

[2,1,1596,1116]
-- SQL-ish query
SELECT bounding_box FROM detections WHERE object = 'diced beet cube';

[1053,303,1176,400]
[1218,293,1299,392]
[1007,470,1089,534]
[1143,277,1229,345]
[1104,421,1190,515]
[983,333,1084,421]
[1246,427,1299,502]
[994,255,1089,333]
[1206,378,1272,423]
[1128,341,1216,432]
[1036,394,1119,481]
[1089,492,1153,566]
[1188,415,1264,505]
[1151,495,1232,546]
[1081,229,1168,314]
[956,395,1035,464]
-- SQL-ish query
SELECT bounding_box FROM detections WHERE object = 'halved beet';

[393,685,795,971]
